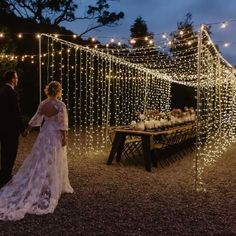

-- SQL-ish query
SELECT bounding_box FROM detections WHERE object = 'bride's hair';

[44,81,62,98]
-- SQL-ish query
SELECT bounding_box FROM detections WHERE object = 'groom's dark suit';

[0,84,23,187]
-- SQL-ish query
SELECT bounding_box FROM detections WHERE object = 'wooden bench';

[109,127,142,159]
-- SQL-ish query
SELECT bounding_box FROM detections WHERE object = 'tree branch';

[79,24,104,37]
[53,1,71,25]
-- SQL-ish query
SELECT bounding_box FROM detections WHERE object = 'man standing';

[0,70,23,188]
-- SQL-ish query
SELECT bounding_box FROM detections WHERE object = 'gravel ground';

[0,131,235,236]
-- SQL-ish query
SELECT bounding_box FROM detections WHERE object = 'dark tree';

[169,13,197,55]
[0,1,11,14]
[130,17,154,48]
[2,0,124,35]
[79,0,124,37]
[2,0,77,25]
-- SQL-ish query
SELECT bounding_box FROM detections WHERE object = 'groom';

[0,70,24,188]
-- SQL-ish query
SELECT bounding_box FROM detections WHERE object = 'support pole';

[195,24,203,191]
[38,34,42,103]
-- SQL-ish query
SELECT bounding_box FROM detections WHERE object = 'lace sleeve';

[58,102,68,131]
[29,103,44,127]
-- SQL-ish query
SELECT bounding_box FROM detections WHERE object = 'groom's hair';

[3,70,16,83]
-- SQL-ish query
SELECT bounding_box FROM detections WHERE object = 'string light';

[220,22,228,28]
[130,39,136,44]
[1,20,236,180]
[223,42,230,47]
[36,27,236,193]
[162,34,167,39]
[149,39,153,45]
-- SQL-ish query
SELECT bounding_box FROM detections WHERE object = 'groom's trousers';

[0,130,19,187]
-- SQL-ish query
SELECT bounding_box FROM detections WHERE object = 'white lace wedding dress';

[0,99,73,221]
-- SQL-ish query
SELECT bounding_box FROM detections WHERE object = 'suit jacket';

[0,84,23,134]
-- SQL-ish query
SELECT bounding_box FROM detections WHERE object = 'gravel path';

[0,131,235,235]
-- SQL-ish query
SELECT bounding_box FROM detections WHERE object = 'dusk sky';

[62,0,236,65]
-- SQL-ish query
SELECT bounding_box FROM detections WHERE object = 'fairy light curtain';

[102,27,236,191]
[39,34,171,154]
[194,27,236,191]
[39,28,236,191]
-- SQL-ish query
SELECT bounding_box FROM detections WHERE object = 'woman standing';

[0,81,73,221]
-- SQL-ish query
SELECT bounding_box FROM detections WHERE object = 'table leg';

[107,133,126,165]
[141,136,151,172]
[115,134,126,162]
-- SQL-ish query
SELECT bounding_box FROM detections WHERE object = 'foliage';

[0,26,16,54]
[169,13,197,55]
[130,17,154,48]
[2,0,77,25]
[2,0,124,36]
[80,0,124,37]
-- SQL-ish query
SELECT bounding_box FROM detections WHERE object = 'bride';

[0,81,73,221]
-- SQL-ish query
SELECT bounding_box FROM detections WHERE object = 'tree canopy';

[1,0,124,36]
[130,17,154,48]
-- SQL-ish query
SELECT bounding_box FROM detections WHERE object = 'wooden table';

[107,123,195,172]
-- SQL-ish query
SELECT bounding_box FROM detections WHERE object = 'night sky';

[62,0,236,65]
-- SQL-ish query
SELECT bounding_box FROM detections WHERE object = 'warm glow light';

[18,34,22,38]
[24,30,236,189]
[162,34,166,39]
[223,42,229,47]
[0,33,4,38]
[149,39,153,45]
[130,39,136,44]
[220,22,228,28]
[73,34,77,38]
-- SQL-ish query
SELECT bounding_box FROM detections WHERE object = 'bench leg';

[151,150,157,168]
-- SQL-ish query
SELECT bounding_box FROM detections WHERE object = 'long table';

[106,123,195,172]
